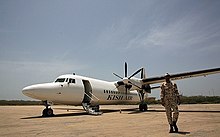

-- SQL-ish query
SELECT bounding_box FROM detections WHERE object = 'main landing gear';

[42,101,54,117]
[139,90,148,112]
[139,102,148,112]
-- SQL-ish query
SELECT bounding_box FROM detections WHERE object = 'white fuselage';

[22,74,141,105]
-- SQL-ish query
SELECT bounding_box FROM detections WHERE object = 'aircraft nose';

[22,86,35,97]
[22,83,56,100]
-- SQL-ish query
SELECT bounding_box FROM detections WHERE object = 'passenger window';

[68,78,75,84]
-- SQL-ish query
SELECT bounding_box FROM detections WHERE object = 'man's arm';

[160,83,165,106]
[174,83,180,105]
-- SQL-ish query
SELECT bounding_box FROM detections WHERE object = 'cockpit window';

[55,78,75,83]
[68,78,75,84]
[65,78,69,82]
[55,78,65,83]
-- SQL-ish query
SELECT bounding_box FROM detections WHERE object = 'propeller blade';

[125,62,127,77]
[141,68,146,79]
[113,73,123,79]
[128,68,142,79]
[125,84,132,100]
[141,68,144,79]
[125,85,128,100]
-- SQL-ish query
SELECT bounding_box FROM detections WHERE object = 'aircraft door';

[82,80,92,103]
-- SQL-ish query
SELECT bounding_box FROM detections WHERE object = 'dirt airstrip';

[0,104,220,137]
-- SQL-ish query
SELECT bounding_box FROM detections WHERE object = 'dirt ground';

[0,104,220,137]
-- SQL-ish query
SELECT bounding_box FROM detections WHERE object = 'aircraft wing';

[142,67,220,85]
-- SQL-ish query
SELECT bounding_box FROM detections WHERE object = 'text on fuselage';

[103,90,133,100]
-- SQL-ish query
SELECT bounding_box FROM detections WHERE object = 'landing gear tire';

[139,103,148,112]
[42,108,54,117]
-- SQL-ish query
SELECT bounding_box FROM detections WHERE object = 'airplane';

[22,63,220,117]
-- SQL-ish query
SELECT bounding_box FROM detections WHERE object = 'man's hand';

[161,99,165,106]
[177,96,181,105]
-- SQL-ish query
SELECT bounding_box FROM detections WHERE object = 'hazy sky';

[0,0,220,100]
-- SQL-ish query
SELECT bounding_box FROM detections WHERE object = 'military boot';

[169,124,174,133]
[173,121,179,133]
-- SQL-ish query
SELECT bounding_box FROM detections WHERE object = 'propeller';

[113,62,144,99]
[113,63,144,82]
[113,63,160,101]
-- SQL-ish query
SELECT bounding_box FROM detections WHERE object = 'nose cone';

[22,85,36,98]
[22,82,60,101]
[22,83,54,100]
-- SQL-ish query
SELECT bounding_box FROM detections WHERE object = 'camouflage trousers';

[164,102,179,125]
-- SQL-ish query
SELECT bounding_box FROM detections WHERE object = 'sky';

[0,0,220,100]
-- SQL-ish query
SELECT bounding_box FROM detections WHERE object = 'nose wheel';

[42,108,54,117]
[42,101,54,117]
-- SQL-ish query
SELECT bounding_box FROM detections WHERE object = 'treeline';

[180,96,220,104]
[146,96,220,104]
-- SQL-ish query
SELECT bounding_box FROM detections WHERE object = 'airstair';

[82,92,103,115]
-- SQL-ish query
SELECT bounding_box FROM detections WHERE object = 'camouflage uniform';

[160,81,180,125]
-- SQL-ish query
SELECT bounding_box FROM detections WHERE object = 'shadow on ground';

[128,109,220,114]
[176,131,191,135]
[21,108,220,119]
[21,108,138,119]
[21,112,88,119]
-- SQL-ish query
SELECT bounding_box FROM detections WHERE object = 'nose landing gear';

[42,101,54,117]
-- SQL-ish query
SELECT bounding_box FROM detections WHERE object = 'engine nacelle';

[143,84,151,93]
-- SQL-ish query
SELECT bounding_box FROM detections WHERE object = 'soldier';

[160,73,180,133]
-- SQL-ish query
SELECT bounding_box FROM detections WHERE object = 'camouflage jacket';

[160,82,179,104]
